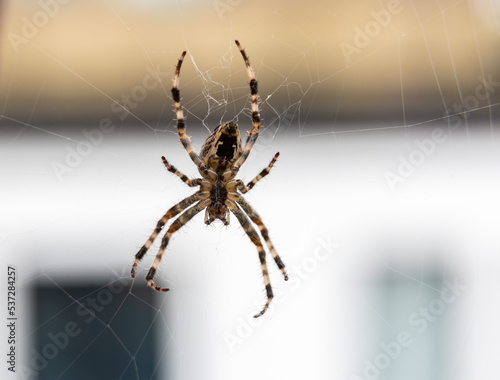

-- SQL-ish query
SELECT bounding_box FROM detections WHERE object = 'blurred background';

[1,0,500,379]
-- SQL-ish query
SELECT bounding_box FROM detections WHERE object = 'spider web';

[1,0,500,379]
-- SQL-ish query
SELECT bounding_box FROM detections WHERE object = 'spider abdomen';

[201,122,242,164]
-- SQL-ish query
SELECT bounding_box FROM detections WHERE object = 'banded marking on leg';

[237,196,288,281]
[131,192,200,278]
[162,156,201,187]
[171,51,207,174]
[228,200,273,318]
[232,129,259,175]
[233,40,262,175]
[146,202,204,291]
[236,152,280,193]
[254,249,273,318]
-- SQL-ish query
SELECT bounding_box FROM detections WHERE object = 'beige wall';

[1,0,499,123]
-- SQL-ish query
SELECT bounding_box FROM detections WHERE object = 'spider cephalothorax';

[205,172,230,225]
[131,41,288,318]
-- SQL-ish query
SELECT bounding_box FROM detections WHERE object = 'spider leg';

[232,41,261,176]
[236,152,279,193]
[227,200,273,318]
[171,51,208,175]
[236,195,288,281]
[146,200,209,291]
[131,192,201,278]
[162,156,202,187]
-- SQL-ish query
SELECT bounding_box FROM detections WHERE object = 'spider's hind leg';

[236,196,288,281]
[171,51,207,175]
[232,41,262,175]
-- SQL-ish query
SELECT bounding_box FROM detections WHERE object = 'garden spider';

[131,40,288,318]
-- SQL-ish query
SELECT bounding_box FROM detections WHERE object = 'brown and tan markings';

[131,41,288,318]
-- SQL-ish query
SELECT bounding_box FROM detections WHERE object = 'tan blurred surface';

[0,0,499,125]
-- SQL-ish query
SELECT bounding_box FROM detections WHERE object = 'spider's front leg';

[131,192,201,278]
[145,199,209,291]
[237,195,288,281]
[227,200,274,318]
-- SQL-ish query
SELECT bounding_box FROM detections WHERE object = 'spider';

[131,40,288,318]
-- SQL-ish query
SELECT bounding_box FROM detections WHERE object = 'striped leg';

[131,192,200,278]
[236,196,288,281]
[236,152,279,193]
[146,201,207,291]
[232,41,261,175]
[162,156,201,187]
[171,51,208,174]
[228,200,273,318]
